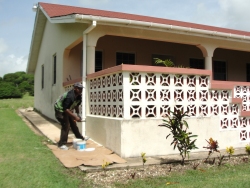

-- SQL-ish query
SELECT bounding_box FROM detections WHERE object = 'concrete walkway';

[19,108,247,172]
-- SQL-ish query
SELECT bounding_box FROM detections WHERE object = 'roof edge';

[74,14,250,42]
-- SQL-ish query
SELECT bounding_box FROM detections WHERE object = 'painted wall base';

[86,116,245,158]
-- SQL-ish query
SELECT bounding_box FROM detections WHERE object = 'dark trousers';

[55,110,84,146]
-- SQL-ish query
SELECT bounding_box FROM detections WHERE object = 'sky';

[0,0,250,77]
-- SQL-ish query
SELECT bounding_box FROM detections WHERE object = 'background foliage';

[0,71,34,99]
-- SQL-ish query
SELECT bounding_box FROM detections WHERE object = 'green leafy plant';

[226,146,235,159]
[217,154,225,166]
[158,110,198,165]
[245,144,250,156]
[141,152,147,169]
[154,58,174,67]
[203,137,220,162]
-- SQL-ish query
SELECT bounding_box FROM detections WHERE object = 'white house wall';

[34,21,89,119]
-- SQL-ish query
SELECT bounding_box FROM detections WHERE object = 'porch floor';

[19,108,247,172]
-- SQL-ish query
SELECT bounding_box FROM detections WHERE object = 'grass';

[114,162,250,188]
[0,96,93,188]
[0,94,34,109]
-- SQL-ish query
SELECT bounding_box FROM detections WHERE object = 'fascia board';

[27,7,44,74]
[74,14,250,43]
[50,15,77,23]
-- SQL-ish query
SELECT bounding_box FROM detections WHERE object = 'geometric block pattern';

[89,73,123,118]
[87,72,250,142]
[129,73,249,142]
[234,86,250,142]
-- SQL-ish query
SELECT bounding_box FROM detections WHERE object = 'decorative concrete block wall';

[64,65,250,157]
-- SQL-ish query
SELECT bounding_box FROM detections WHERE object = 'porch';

[63,64,250,158]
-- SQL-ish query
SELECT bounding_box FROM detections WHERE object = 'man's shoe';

[84,136,90,141]
[59,145,69,150]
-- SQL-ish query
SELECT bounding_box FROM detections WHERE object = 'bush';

[28,85,34,96]
[0,82,22,99]
[158,110,198,165]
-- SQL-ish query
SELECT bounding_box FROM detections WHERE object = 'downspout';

[82,21,96,134]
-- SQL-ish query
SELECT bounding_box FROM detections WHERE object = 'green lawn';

[0,96,93,188]
[0,94,34,109]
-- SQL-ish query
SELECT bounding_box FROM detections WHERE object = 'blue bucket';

[76,141,86,151]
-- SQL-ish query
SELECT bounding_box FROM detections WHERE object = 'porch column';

[86,45,96,74]
[205,55,213,70]
[196,44,216,70]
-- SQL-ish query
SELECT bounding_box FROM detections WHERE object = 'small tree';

[159,110,198,165]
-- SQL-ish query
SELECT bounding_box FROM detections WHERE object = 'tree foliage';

[0,82,22,99]
[0,71,34,98]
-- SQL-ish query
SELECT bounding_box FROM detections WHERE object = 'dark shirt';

[54,89,82,112]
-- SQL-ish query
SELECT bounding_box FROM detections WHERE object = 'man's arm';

[75,106,82,120]
[65,109,81,122]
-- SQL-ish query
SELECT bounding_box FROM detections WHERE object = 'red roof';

[39,2,250,37]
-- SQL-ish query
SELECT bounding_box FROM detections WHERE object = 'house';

[27,2,250,158]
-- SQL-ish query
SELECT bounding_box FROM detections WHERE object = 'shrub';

[141,152,147,169]
[0,82,22,99]
[226,146,235,159]
[203,137,220,162]
[245,144,250,155]
[154,58,174,67]
[159,110,198,165]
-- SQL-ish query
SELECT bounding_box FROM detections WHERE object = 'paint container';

[76,141,86,151]
[73,139,82,149]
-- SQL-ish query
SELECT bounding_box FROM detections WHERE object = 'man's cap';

[74,82,83,88]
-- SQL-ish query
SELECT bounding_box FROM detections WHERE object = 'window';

[41,65,44,89]
[247,63,250,82]
[53,54,56,84]
[152,54,174,66]
[189,58,205,69]
[116,52,135,65]
[80,50,83,76]
[95,51,103,72]
[213,60,227,81]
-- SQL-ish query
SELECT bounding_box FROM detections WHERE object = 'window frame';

[116,52,135,65]
[95,50,103,72]
[189,58,205,69]
[246,63,250,82]
[53,54,56,85]
[213,60,227,81]
[41,64,44,89]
